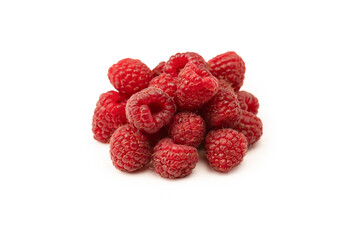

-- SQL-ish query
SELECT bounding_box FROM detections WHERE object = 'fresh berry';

[150,61,165,79]
[110,124,152,172]
[153,138,199,179]
[126,87,176,134]
[149,73,178,98]
[208,51,246,91]
[146,126,169,147]
[164,52,208,76]
[92,91,128,143]
[169,112,206,148]
[153,137,175,152]
[176,63,219,110]
[205,128,247,173]
[234,110,263,146]
[108,58,151,96]
[201,83,241,129]
[236,91,259,115]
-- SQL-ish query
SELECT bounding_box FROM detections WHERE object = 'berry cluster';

[92,51,263,179]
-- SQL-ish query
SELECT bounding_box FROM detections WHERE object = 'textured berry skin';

[236,91,259,115]
[164,52,208,76]
[201,83,241,129]
[205,128,247,173]
[234,110,263,146]
[149,73,178,98]
[153,138,199,179]
[92,91,128,143]
[150,61,165,79]
[126,87,176,134]
[176,63,219,110]
[169,112,206,148]
[110,124,152,172]
[208,51,246,91]
[108,58,151,96]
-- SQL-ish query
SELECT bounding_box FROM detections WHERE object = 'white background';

[1,0,359,239]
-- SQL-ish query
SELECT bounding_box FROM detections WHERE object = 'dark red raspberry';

[146,126,169,147]
[208,51,246,91]
[201,83,241,129]
[150,61,165,79]
[176,63,219,110]
[205,128,247,173]
[169,112,206,148]
[236,91,259,115]
[108,58,151,96]
[92,91,128,143]
[164,52,208,76]
[126,87,176,134]
[153,138,199,179]
[149,73,178,98]
[234,110,263,146]
[110,124,152,172]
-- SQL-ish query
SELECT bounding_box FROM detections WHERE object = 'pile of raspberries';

[92,51,263,179]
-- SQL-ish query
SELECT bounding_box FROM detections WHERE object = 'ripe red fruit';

[176,63,219,110]
[110,124,152,172]
[126,87,176,134]
[205,128,248,173]
[236,91,259,115]
[208,51,246,91]
[149,73,178,98]
[92,90,128,143]
[164,52,208,76]
[108,58,151,96]
[169,112,206,148]
[201,82,241,129]
[150,61,165,79]
[153,138,199,179]
[234,110,263,146]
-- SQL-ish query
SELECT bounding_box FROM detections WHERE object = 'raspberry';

[150,61,165,79]
[164,52,208,76]
[208,51,246,91]
[169,112,206,148]
[92,91,128,143]
[146,126,169,147]
[110,124,152,172]
[201,83,241,129]
[108,58,151,96]
[176,63,219,110]
[126,87,176,134]
[149,73,178,98]
[236,91,259,115]
[234,110,263,146]
[153,138,199,179]
[153,137,175,152]
[205,128,247,173]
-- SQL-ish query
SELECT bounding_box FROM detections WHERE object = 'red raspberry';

[153,137,175,152]
[150,61,165,79]
[208,51,246,91]
[176,63,219,110]
[169,112,205,148]
[236,91,259,115]
[153,138,199,179]
[146,126,169,147]
[205,128,247,173]
[201,83,241,129]
[108,58,151,96]
[110,124,152,172]
[126,87,176,134]
[149,73,178,98]
[234,110,263,145]
[92,91,128,143]
[164,52,208,76]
